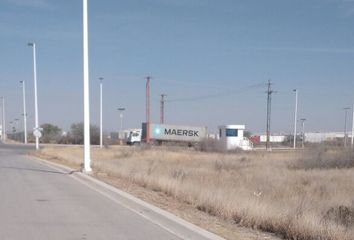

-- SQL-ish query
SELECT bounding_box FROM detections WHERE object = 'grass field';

[34,145,354,240]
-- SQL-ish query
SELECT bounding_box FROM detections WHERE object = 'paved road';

[0,144,223,240]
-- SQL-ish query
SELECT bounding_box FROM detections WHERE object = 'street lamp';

[293,89,298,149]
[0,97,5,141]
[20,81,28,144]
[28,42,40,150]
[344,107,351,148]
[82,0,92,172]
[117,107,125,143]
[300,118,306,148]
[99,77,103,149]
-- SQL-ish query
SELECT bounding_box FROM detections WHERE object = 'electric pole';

[160,94,166,124]
[266,80,275,151]
[300,118,306,148]
[293,89,298,149]
[344,107,350,148]
[146,76,151,144]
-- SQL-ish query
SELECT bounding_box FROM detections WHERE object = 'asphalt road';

[0,143,223,240]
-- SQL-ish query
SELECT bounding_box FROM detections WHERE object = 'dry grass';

[34,145,354,240]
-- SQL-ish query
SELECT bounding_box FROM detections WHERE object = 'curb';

[31,156,226,240]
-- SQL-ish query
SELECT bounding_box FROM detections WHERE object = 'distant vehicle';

[126,129,142,145]
[127,123,208,145]
[218,125,253,151]
[127,123,253,151]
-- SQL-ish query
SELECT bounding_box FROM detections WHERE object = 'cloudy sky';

[0,0,354,134]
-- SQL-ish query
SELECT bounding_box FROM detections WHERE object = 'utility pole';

[160,94,166,124]
[300,118,306,148]
[82,0,92,172]
[146,76,151,144]
[28,42,40,150]
[20,81,28,144]
[1,97,5,141]
[99,77,103,149]
[266,80,274,151]
[117,107,125,144]
[293,89,298,149]
[344,107,350,148]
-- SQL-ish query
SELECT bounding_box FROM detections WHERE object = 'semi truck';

[127,123,208,145]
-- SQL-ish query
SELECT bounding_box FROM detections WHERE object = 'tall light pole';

[117,107,125,144]
[82,0,92,172]
[344,107,351,148]
[0,97,5,141]
[293,89,298,149]
[28,42,40,150]
[20,81,28,144]
[99,77,103,149]
[300,118,306,148]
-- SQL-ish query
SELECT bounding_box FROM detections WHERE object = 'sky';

[0,0,354,135]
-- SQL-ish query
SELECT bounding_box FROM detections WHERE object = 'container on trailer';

[142,123,207,142]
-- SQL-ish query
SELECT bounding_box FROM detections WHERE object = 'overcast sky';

[0,0,354,134]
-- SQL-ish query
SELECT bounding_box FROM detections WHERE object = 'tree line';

[8,122,101,145]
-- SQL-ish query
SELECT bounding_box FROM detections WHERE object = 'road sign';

[33,128,42,138]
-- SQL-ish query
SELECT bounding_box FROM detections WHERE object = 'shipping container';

[141,123,207,143]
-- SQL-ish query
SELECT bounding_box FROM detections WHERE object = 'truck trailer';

[127,123,208,145]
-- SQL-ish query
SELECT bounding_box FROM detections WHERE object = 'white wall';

[259,135,286,143]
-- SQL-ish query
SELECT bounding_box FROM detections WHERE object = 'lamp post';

[300,118,306,148]
[82,0,92,172]
[293,89,298,149]
[117,107,125,144]
[99,77,103,149]
[344,107,351,148]
[20,81,28,144]
[28,42,40,150]
[0,97,5,141]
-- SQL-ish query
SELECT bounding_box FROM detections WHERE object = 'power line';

[166,82,265,103]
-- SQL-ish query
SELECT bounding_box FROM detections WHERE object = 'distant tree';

[40,123,62,143]
[90,124,100,145]
[70,122,84,144]
[69,122,100,145]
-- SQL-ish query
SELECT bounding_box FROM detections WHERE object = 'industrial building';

[304,132,353,143]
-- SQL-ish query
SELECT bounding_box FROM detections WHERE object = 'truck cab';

[127,129,142,145]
